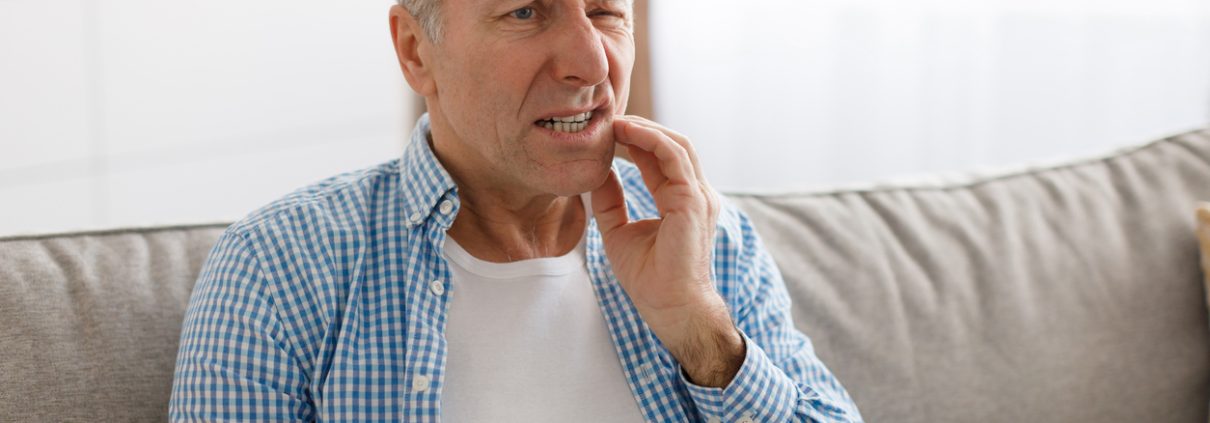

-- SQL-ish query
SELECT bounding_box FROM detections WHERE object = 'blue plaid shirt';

[170,114,862,422]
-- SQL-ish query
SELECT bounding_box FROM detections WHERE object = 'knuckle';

[671,142,691,162]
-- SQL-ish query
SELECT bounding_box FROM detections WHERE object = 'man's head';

[390,0,636,199]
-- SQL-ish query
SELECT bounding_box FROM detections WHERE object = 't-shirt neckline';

[442,194,590,280]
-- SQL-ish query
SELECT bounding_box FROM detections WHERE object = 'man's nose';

[551,15,610,88]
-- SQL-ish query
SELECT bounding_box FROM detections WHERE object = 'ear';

[390,5,437,97]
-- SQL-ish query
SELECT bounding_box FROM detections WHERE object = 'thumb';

[591,168,630,236]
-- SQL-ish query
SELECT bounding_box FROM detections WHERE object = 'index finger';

[615,115,706,183]
[614,119,697,186]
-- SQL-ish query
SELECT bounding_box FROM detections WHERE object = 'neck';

[426,112,587,263]
[447,190,586,263]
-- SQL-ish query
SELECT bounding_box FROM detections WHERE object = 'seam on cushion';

[0,222,233,243]
[725,127,1210,198]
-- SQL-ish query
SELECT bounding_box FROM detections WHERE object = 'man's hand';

[590,115,745,388]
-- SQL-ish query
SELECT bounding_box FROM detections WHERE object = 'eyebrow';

[596,0,632,7]
[481,0,632,12]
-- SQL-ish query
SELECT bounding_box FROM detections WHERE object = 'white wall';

[5,1,1210,236]
[0,0,413,236]
[651,0,1210,192]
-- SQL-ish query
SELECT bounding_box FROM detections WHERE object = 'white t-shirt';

[440,199,647,422]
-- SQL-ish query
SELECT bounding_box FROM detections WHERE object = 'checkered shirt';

[169,114,863,422]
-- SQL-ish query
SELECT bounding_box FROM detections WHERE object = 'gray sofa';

[3,129,1209,422]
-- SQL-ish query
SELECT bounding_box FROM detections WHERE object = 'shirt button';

[737,413,755,423]
[412,374,431,393]
[408,212,423,225]
[638,363,657,384]
[438,200,454,215]
[430,280,445,296]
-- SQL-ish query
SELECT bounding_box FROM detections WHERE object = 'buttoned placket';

[431,197,459,298]
[398,189,461,421]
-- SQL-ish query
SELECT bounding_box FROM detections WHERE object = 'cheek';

[465,49,547,121]
[474,44,542,92]
[440,52,512,138]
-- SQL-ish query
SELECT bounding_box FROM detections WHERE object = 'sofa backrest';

[730,128,1210,422]
[1,129,1208,422]
[0,224,227,422]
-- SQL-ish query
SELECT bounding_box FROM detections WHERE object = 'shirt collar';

[399,113,460,230]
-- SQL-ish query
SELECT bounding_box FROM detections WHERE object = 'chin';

[534,158,613,197]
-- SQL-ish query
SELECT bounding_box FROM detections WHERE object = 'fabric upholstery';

[0,225,228,422]
[1,129,1208,422]
[729,128,1210,423]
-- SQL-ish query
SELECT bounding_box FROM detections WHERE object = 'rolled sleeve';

[680,331,809,422]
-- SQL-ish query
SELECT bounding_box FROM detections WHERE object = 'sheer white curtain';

[650,0,1210,191]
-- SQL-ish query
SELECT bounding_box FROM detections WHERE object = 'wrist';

[648,297,745,388]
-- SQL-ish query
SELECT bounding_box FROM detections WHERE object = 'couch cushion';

[730,129,1210,423]
[0,224,228,422]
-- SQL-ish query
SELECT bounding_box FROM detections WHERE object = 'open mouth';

[535,110,594,133]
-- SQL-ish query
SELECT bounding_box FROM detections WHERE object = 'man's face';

[424,0,635,197]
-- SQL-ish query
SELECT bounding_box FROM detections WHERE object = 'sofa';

[2,128,1209,422]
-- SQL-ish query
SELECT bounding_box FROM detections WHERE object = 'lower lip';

[532,110,607,144]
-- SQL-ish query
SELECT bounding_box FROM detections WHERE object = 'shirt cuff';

[680,331,816,423]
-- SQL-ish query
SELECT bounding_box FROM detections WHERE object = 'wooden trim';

[626,0,654,120]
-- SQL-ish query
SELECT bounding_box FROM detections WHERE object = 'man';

[169,0,862,421]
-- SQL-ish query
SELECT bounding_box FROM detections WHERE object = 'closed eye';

[588,7,628,27]
[589,9,625,19]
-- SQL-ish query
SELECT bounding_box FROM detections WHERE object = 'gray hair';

[397,0,443,42]
[398,0,638,42]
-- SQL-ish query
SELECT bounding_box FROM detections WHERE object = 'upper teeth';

[540,111,593,133]
[550,111,592,123]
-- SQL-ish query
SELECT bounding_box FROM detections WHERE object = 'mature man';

[170,0,862,421]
